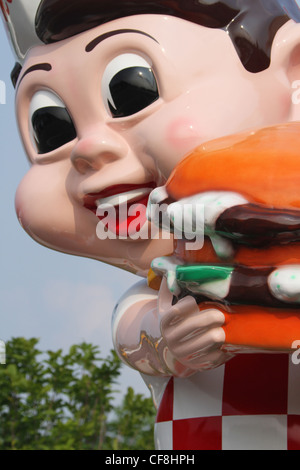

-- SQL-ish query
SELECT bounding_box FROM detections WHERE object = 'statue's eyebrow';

[17,63,52,88]
[85,29,159,52]
[15,30,157,87]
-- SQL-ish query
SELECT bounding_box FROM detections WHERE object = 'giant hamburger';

[149,123,300,352]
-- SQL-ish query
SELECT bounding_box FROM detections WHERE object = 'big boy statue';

[3,0,300,450]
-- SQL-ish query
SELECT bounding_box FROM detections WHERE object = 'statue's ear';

[270,20,300,121]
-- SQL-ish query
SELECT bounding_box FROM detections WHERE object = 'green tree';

[109,387,157,450]
[0,338,156,450]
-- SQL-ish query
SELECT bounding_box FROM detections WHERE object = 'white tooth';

[96,188,152,207]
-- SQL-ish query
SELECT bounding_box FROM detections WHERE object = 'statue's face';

[14,15,295,274]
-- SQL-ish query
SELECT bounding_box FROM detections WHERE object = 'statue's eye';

[102,53,159,118]
[29,91,77,154]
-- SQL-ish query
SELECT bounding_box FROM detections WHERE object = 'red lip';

[83,182,156,212]
[84,182,156,237]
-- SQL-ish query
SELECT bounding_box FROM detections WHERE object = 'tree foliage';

[0,338,156,450]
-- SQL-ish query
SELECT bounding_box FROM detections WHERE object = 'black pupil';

[108,66,159,118]
[32,106,76,154]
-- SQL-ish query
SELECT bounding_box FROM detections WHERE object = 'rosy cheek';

[165,118,203,153]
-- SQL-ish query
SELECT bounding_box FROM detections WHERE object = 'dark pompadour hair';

[34,0,289,73]
[11,0,290,86]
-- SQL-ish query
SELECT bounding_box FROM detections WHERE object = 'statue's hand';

[158,278,233,371]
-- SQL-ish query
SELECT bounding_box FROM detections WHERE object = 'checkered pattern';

[154,354,300,450]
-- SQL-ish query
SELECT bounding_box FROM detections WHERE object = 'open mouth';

[84,182,156,237]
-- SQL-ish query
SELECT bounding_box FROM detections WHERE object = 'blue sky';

[0,25,148,399]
